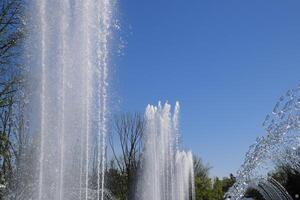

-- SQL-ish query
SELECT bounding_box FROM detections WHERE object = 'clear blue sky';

[112,0,300,178]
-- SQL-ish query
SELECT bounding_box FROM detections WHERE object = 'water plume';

[137,102,195,200]
[21,0,113,199]
[226,84,300,199]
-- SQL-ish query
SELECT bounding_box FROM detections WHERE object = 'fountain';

[136,102,195,200]
[243,178,293,200]
[21,0,113,199]
[17,0,300,199]
[225,85,300,199]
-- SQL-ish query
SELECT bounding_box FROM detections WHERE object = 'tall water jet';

[226,85,300,199]
[23,0,113,199]
[137,102,195,200]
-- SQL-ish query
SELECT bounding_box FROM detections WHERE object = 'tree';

[271,148,300,199]
[0,98,13,192]
[195,176,212,200]
[193,155,237,200]
[108,113,145,200]
[193,155,213,200]
[194,155,211,180]
[105,160,127,200]
[272,165,300,199]
[212,178,223,200]
[0,0,24,97]
[221,173,236,194]
[0,0,24,198]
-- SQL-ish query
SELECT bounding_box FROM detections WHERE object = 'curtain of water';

[24,0,112,199]
[137,102,195,200]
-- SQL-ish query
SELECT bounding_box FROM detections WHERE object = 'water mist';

[22,0,113,199]
[137,102,195,200]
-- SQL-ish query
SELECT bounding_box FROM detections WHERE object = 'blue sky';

[112,1,300,177]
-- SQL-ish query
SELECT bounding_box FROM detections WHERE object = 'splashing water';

[22,0,113,199]
[226,84,300,199]
[175,151,196,200]
[137,102,195,200]
[243,178,293,200]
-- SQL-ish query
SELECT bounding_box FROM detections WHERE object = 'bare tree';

[108,113,145,200]
[0,97,13,186]
[193,155,211,180]
[0,0,24,198]
[0,0,24,92]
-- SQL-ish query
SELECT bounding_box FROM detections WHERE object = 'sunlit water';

[244,178,292,200]
[226,85,300,199]
[21,0,113,199]
[137,102,195,200]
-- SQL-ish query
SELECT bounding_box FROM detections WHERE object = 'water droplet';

[67,82,72,88]
[282,100,293,112]
[267,124,274,132]
[272,102,280,115]
[296,98,300,110]
[286,89,293,96]
[256,137,263,143]
[262,115,270,127]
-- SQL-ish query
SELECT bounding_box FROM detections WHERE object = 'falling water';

[243,178,293,200]
[175,151,196,200]
[225,84,300,199]
[137,102,195,200]
[23,0,113,199]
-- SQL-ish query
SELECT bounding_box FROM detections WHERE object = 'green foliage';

[211,178,223,200]
[194,175,236,200]
[195,176,213,200]
[221,174,235,194]
[272,165,300,199]
[106,166,127,200]
[244,188,264,200]
[193,155,236,200]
